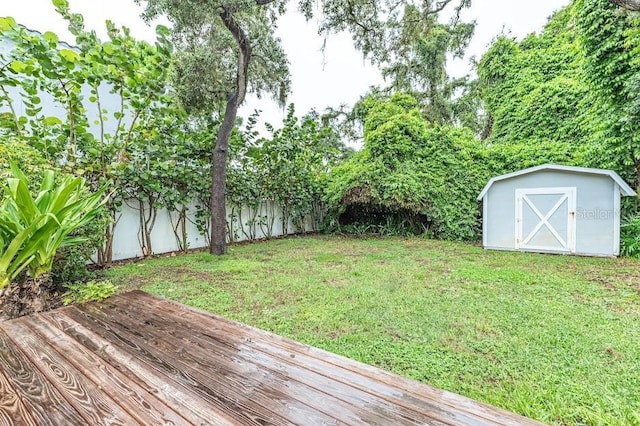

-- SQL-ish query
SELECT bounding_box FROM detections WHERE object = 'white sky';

[2,0,570,128]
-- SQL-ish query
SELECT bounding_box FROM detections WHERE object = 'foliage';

[105,236,640,425]
[325,94,482,240]
[258,105,343,232]
[299,0,472,64]
[137,0,293,255]
[51,208,111,286]
[575,0,640,192]
[0,136,53,189]
[377,2,475,125]
[62,279,118,305]
[0,138,106,283]
[0,136,56,197]
[225,105,345,240]
[483,140,583,175]
[477,7,594,147]
[0,5,222,263]
[325,93,581,240]
[138,0,290,113]
[477,0,640,211]
[620,213,640,257]
[0,165,108,289]
[137,0,471,255]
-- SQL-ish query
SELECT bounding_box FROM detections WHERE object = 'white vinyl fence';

[107,199,320,261]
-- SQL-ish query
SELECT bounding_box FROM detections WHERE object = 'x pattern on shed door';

[515,187,576,253]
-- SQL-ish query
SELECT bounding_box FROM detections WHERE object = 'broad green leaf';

[43,31,59,45]
[155,25,170,37]
[43,116,63,126]
[9,61,26,73]
[102,43,116,55]
[59,48,79,63]
[0,165,108,287]
[51,0,69,9]
[0,17,16,32]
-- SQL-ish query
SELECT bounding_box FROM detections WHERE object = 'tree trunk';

[0,272,58,320]
[209,7,253,255]
[210,94,239,255]
[480,114,493,141]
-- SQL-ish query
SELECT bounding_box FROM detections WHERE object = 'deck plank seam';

[73,303,352,426]
[93,299,440,426]
[24,313,191,426]
[0,328,40,426]
[42,310,237,426]
[136,293,538,425]
[4,318,140,426]
[0,322,86,425]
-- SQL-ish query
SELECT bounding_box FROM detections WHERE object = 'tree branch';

[607,0,640,11]
[220,6,252,105]
[430,0,455,15]
[346,0,375,34]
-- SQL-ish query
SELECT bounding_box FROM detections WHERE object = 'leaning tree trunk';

[607,0,640,11]
[0,272,58,320]
[209,7,253,255]
[210,94,239,255]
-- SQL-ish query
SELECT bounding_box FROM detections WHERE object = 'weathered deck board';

[66,304,342,426]
[120,291,538,426]
[0,291,547,426]
[22,314,188,425]
[102,292,475,426]
[0,351,38,426]
[42,310,237,426]
[87,294,448,426]
[0,326,84,425]
[2,319,139,426]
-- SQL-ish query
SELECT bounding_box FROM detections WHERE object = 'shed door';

[515,187,576,253]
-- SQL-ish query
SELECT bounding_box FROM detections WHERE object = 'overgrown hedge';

[324,93,583,240]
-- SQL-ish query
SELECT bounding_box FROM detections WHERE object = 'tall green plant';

[0,164,108,289]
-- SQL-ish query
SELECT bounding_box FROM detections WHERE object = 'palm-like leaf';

[0,164,109,288]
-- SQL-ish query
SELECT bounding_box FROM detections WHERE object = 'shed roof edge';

[477,164,637,200]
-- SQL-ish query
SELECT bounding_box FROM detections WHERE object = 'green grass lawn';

[104,236,640,425]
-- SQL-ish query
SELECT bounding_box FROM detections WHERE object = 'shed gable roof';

[477,164,637,201]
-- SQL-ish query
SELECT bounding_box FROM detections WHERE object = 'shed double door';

[515,187,577,253]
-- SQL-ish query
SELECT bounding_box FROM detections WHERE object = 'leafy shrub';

[0,137,54,190]
[52,207,111,288]
[0,138,108,286]
[477,8,594,148]
[0,164,108,289]
[325,94,492,240]
[325,93,588,241]
[620,213,640,257]
[62,280,118,305]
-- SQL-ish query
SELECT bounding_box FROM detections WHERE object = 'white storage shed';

[477,164,636,257]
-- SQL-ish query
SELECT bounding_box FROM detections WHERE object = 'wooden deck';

[0,291,545,425]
